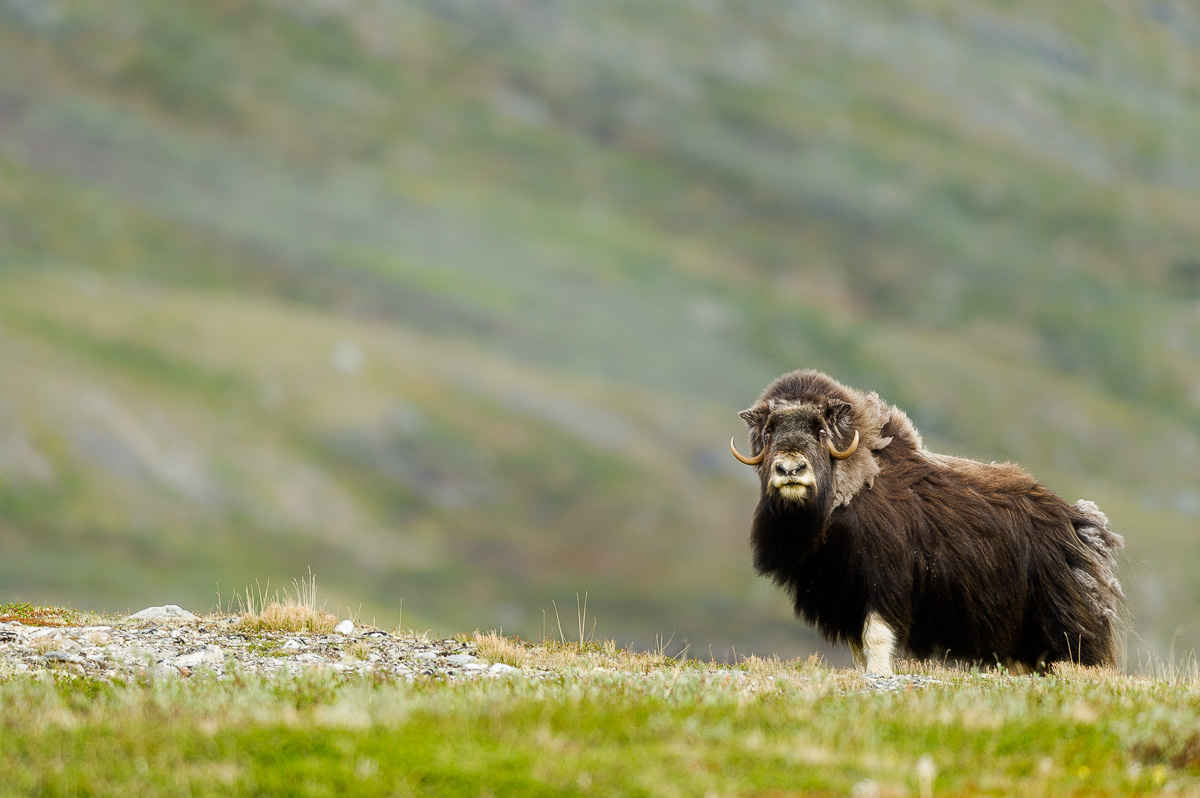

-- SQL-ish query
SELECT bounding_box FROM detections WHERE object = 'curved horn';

[827,429,859,460]
[730,437,765,466]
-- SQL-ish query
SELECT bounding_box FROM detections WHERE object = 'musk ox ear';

[739,406,768,429]
[823,401,853,430]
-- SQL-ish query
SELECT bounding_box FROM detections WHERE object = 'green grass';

[2,639,1199,797]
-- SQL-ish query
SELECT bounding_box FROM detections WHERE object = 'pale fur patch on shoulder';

[831,448,880,508]
[831,387,920,507]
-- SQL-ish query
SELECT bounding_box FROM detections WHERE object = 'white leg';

[862,612,896,675]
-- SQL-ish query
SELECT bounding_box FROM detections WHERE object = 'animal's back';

[820,449,1033,660]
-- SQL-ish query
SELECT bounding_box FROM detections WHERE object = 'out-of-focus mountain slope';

[1,0,1198,657]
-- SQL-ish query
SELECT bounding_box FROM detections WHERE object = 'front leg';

[860,611,897,675]
[849,640,866,669]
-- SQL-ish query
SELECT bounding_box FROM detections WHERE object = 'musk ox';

[731,370,1125,674]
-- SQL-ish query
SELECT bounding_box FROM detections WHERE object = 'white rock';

[334,620,355,635]
[174,644,223,668]
[130,605,197,622]
[446,654,477,666]
[155,662,182,680]
[282,639,304,651]
[489,663,521,676]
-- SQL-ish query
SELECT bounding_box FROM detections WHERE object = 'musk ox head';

[730,370,901,511]
[731,398,859,510]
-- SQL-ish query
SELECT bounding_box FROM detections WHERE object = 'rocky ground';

[0,604,945,691]
[0,605,526,682]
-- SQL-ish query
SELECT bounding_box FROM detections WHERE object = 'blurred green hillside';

[1,0,1198,662]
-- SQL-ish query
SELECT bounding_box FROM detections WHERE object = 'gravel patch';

[860,672,943,692]
[0,608,539,682]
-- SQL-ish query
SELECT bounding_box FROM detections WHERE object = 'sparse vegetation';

[231,573,340,635]
[0,602,88,627]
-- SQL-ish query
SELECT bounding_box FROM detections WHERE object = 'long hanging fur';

[737,370,1126,670]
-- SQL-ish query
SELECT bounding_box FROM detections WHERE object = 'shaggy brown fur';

[735,370,1125,671]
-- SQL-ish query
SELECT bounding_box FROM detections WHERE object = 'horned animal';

[731,370,1125,674]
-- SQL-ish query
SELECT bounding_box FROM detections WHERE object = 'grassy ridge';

[4,640,1200,796]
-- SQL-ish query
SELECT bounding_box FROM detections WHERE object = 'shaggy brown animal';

[731,370,1125,674]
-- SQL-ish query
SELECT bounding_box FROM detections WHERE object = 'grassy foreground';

[4,632,1200,797]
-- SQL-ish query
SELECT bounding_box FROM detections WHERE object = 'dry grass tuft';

[1134,648,1200,688]
[738,653,790,677]
[29,636,64,655]
[472,631,686,675]
[233,571,339,635]
[239,602,338,635]
[474,632,529,668]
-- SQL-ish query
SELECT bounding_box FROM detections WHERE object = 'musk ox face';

[732,399,860,510]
